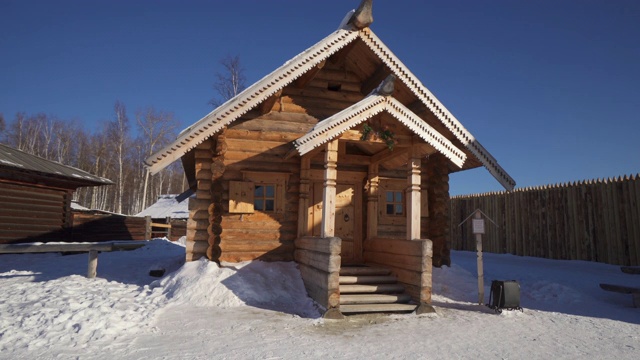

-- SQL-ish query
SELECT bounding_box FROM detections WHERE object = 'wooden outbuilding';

[145,0,515,317]
[0,143,113,244]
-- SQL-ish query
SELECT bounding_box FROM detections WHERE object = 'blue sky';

[1,0,639,195]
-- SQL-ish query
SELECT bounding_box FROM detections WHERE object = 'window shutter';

[229,181,254,213]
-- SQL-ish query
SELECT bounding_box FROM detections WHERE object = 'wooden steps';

[338,265,416,314]
[340,293,411,305]
[340,284,406,294]
[339,266,390,276]
[340,303,417,314]
[339,275,397,284]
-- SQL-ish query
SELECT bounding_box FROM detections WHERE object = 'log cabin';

[145,0,515,317]
[0,143,112,244]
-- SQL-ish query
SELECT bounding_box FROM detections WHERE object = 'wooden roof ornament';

[347,0,374,30]
[144,2,516,190]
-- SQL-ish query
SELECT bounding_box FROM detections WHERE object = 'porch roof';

[294,93,467,169]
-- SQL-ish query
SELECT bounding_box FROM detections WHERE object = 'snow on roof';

[136,194,191,219]
[70,201,90,211]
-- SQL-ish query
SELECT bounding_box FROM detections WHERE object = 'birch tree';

[208,55,247,107]
[107,101,130,214]
[136,107,178,210]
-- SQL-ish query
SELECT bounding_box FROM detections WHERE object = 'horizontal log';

[0,187,64,200]
[231,118,314,134]
[294,248,340,273]
[298,263,340,293]
[219,240,294,253]
[0,216,62,227]
[283,86,364,103]
[364,237,424,256]
[219,249,293,262]
[363,251,425,272]
[186,229,209,242]
[225,129,303,143]
[186,239,209,255]
[0,199,63,212]
[299,275,340,309]
[294,236,341,254]
[308,78,361,93]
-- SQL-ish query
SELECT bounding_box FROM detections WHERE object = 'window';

[379,178,406,225]
[228,172,290,214]
[254,184,275,212]
[385,191,404,216]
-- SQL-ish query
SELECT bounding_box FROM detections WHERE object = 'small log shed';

[145,0,515,317]
[0,143,113,244]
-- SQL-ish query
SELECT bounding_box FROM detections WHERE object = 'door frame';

[308,170,365,264]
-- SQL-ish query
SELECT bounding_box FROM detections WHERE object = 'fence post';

[145,216,152,240]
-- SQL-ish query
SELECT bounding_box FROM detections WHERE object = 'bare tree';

[0,113,5,138]
[208,55,247,107]
[135,107,178,210]
[107,101,130,214]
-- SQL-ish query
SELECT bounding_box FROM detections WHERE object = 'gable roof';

[0,143,112,188]
[145,27,515,190]
[295,93,467,168]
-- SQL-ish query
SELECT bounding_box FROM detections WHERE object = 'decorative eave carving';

[294,93,467,168]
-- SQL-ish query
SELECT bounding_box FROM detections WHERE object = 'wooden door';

[309,181,362,264]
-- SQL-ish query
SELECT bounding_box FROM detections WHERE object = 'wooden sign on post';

[459,209,496,305]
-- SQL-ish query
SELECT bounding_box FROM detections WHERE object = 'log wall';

[450,175,640,266]
[71,214,147,241]
[294,236,341,312]
[0,182,69,243]
[186,139,214,261]
[425,154,451,267]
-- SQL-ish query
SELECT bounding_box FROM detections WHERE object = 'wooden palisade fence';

[450,175,640,266]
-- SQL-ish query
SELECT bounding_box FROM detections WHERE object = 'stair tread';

[339,266,391,276]
[340,293,411,305]
[339,275,397,284]
[340,303,417,314]
[340,284,405,294]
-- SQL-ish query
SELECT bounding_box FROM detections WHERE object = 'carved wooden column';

[367,163,379,240]
[298,156,311,238]
[321,140,338,238]
[406,146,421,241]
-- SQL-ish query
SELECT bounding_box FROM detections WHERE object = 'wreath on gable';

[360,122,396,150]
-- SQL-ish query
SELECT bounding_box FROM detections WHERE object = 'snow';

[1,239,639,359]
[136,194,190,219]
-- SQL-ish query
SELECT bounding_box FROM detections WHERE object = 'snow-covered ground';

[1,239,639,359]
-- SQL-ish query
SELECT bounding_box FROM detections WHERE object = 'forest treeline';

[0,102,186,215]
